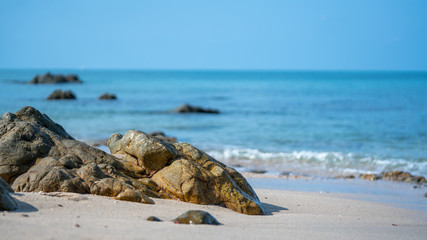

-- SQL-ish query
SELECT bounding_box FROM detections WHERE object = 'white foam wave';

[207,147,427,177]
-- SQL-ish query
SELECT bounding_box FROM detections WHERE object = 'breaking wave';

[207,147,427,177]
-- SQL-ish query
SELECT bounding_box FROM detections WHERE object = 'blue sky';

[1,0,426,70]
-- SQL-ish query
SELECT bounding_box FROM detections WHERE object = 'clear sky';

[1,0,426,70]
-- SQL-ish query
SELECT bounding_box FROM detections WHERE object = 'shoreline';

[2,181,426,240]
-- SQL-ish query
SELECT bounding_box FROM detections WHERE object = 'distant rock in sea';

[47,90,76,100]
[98,93,117,100]
[30,72,83,84]
[173,104,219,114]
[0,106,263,215]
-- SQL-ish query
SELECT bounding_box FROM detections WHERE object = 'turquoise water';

[1,70,426,177]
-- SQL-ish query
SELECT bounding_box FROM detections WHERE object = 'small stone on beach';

[173,210,220,225]
[146,216,162,222]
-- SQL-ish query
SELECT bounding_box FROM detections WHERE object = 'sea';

[1,69,426,178]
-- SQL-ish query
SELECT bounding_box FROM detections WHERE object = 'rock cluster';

[30,73,83,84]
[47,90,76,100]
[338,171,426,183]
[174,104,219,114]
[0,106,263,215]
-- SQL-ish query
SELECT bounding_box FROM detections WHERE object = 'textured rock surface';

[109,131,264,215]
[47,90,76,100]
[0,106,264,215]
[173,210,220,225]
[0,177,17,211]
[173,104,219,114]
[0,106,152,204]
[30,73,82,84]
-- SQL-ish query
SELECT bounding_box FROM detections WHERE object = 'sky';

[0,0,427,70]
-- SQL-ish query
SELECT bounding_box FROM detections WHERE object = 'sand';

[1,180,426,240]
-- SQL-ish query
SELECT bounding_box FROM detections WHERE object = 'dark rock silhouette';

[173,104,219,114]
[98,93,117,100]
[30,73,83,84]
[47,90,76,100]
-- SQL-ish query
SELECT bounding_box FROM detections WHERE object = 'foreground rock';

[0,106,263,215]
[98,93,117,100]
[30,73,82,84]
[47,90,76,100]
[109,130,263,215]
[0,177,17,211]
[173,104,219,114]
[173,210,220,225]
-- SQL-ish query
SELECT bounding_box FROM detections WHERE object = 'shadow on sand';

[10,194,38,213]
[262,202,288,215]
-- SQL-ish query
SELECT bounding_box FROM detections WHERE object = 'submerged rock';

[173,104,219,114]
[0,106,263,215]
[173,210,220,225]
[98,93,117,100]
[47,90,76,100]
[0,177,17,211]
[30,73,82,84]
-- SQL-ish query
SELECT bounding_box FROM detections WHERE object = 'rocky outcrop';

[0,177,17,211]
[30,73,82,84]
[173,104,219,114]
[98,93,117,100]
[47,90,76,100]
[108,131,264,215]
[0,106,263,215]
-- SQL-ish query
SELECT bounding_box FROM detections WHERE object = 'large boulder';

[0,106,153,204]
[173,104,219,114]
[0,106,264,215]
[109,131,264,215]
[30,73,83,84]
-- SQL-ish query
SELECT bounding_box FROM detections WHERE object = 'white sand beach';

[2,178,426,240]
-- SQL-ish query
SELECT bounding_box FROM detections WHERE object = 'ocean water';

[1,69,426,177]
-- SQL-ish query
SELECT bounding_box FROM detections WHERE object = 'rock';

[150,143,264,215]
[173,104,219,114]
[98,93,117,100]
[148,131,178,143]
[47,90,76,100]
[30,73,82,84]
[146,216,162,222]
[173,210,220,225]
[0,106,263,215]
[359,174,378,181]
[107,130,180,176]
[0,177,17,211]
[0,106,152,204]
[381,171,426,183]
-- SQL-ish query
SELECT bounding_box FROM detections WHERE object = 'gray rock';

[173,210,220,225]
[47,90,76,100]
[0,177,17,211]
[30,73,82,84]
[98,93,117,100]
[173,104,219,114]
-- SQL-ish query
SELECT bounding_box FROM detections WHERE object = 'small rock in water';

[146,216,162,222]
[424,193,427,198]
[173,210,220,225]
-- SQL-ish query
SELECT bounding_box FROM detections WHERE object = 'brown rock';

[359,174,378,181]
[98,93,117,100]
[173,104,219,114]
[382,171,426,183]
